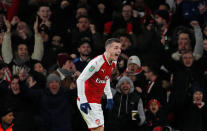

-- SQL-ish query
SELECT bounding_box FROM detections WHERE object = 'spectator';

[70,15,103,55]
[54,53,80,90]
[105,76,145,131]
[0,105,14,131]
[74,40,92,72]
[171,21,203,61]
[145,99,171,131]
[0,62,11,105]
[162,50,207,130]
[1,16,43,75]
[20,73,75,131]
[143,65,167,106]
[183,86,207,131]
[123,55,147,96]
[8,75,36,131]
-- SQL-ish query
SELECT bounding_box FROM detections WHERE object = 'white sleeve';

[104,79,113,99]
[76,59,100,103]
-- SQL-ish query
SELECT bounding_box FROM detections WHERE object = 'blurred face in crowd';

[203,26,207,37]
[154,15,165,27]
[37,6,52,21]
[51,35,63,47]
[77,17,90,32]
[62,60,76,73]
[203,39,207,50]
[17,21,30,35]
[120,36,131,50]
[181,52,194,67]
[120,80,131,95]
[78,42,91,56]
[76,7,88,18]
[149,101,159,114]
[106,42,121,62]
[48,80,60,95]
[178,33,191,53]
[34,62,44,73]
[1,112,14,125]
[127,63,139,73]
[193,91,203,103]
[144,67,152,80]
[122,5,132,21]
[11,78,20,95]
[17,44,29,61]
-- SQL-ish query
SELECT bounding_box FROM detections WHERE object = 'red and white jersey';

[77,53,116,104]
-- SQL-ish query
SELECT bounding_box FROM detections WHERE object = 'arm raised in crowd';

[191,20,204,60]
[31,16,44,61]
[2,16,13,64]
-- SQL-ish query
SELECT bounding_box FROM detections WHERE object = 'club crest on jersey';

[95,119,100,125]
[89,66,95,72]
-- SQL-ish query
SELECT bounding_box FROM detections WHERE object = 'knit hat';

[154,10,169,22]
[46,73,60,86]
[127,55,141,67]
[148,99,161,109]
[0,105,13,118]
[57,53,73,68]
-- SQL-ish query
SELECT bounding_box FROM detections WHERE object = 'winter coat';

[105,76,145,131]
[20,82,74,131]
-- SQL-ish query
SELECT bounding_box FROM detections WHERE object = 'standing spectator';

[123,55,147,97]
[0,62,10,106]
[1,16,43,75]
[105,76,145,131]
[8,75,36,131]
[54,53,80,90]
[143,65,167,106]
[70,15,103,55]
[145,99,171,131]
[171,21,203,61]
[183,86,207,131]
[74,40,92,72]
[20,73,75,131]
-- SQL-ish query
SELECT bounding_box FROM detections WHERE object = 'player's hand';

[106,99,113,110]
[80,102,91,114]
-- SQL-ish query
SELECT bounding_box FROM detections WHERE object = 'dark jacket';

[105,76,145,131]
[20,82,74,131]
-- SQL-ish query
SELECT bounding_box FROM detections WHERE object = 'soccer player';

[77,38,121,131]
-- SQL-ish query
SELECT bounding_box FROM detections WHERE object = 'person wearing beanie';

[105,76,145,131]
[54,53,80,90]
[0,106,14,131]
[145,98,171,131]
[123,55,148,98]
[19,73,75,131]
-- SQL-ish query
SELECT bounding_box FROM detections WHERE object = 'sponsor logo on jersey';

[95,119,100,125]
[96,78,106,83]
[95,76,109,84]
[89,66,95,72]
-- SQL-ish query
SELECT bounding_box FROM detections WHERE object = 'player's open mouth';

[115,53,119,56]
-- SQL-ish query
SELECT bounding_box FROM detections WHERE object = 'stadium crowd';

[0,0,207,131]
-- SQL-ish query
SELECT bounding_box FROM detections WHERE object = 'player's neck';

[104,52,112,64]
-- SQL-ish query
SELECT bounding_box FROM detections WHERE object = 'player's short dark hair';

[105,38,120,48]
